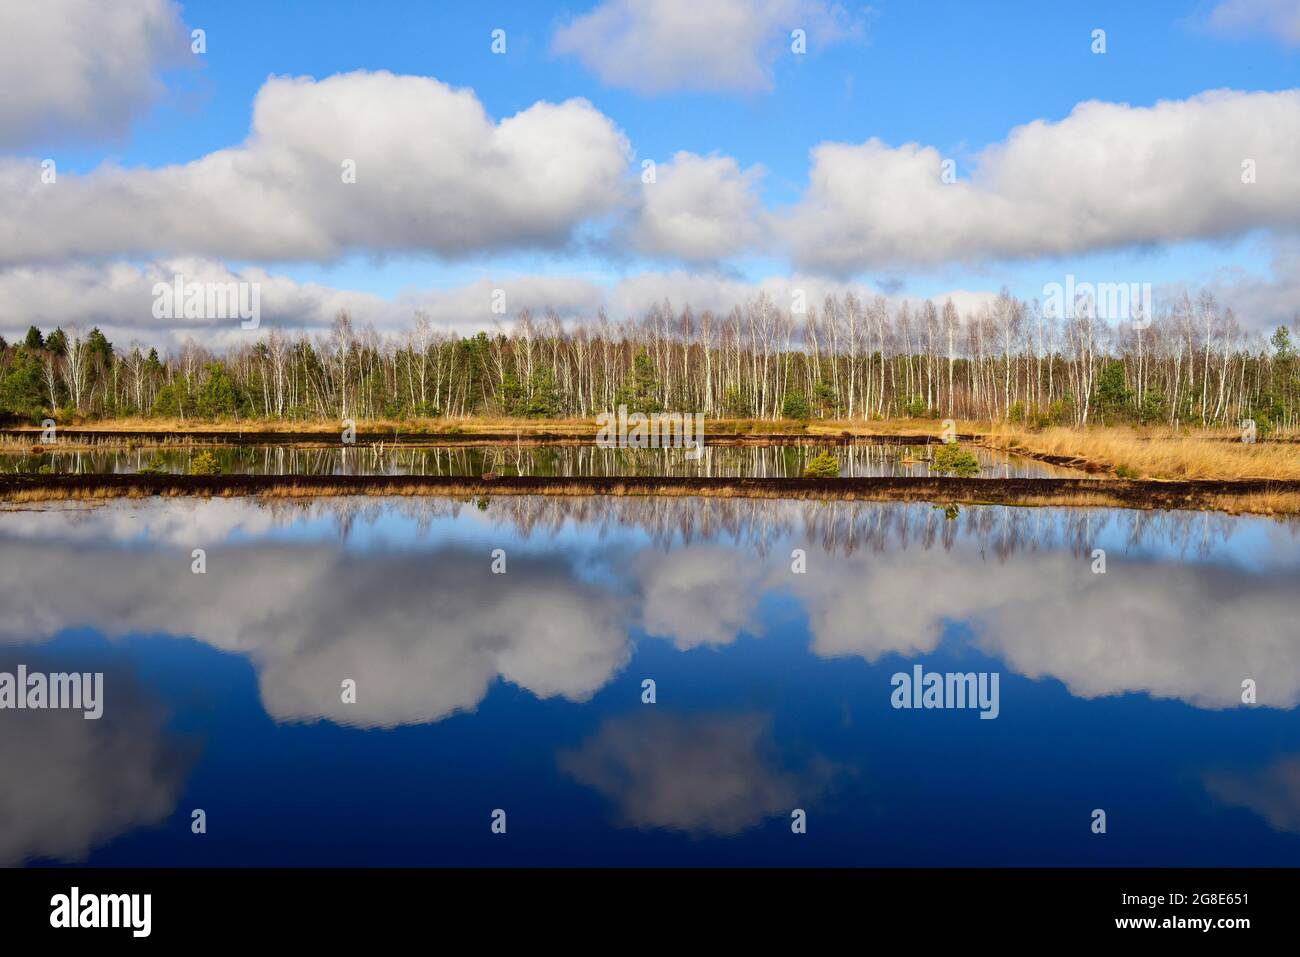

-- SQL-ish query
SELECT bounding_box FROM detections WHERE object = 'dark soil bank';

[3,472,1296,513]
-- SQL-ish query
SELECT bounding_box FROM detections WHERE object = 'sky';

[0,0,1298,349]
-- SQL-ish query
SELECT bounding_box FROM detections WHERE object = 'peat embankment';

[968,442,1112,474]
[3,472,1298,515]
[0,428,967,447]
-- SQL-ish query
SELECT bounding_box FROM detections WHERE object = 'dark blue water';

[1,497,1297,866]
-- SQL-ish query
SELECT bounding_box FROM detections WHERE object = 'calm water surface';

[1,496,1297,866]
[1,442,1079,478]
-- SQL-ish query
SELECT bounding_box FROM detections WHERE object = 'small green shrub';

[803,451,840,478]
[931,444,980,477]
[902,394,931,418]
[188,451,222,475]
[781,392,811,420]
[1047,396,1075,426]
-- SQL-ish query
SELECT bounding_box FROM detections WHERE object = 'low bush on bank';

[931,444,981,477]
[188,452,222,475]
[803,451,840,478]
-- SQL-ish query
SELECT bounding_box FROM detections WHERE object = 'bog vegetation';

[1,290,1296,434]
[931,445,981,477]
[802,451,841,478]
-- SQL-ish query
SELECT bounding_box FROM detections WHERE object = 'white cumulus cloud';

[0,0,192,147]
[781,89,1300,273]
[0,71,632,266]
[1203,0,1300,45]
[629,151,764,261]
[553,0,862,94]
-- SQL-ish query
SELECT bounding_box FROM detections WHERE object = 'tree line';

[1,289,1296,432]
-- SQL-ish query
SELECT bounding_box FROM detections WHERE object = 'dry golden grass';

[802,417,981,436]
[6,486,137,503]
[1,415,606,434]
[0,415,604,452]
[1206,490,1300,515]
[980,423,1300,481]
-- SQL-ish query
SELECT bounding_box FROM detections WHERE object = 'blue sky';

[82,2,1297,176]
[1,0,1298,345]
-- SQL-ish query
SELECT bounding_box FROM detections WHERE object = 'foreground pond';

[1,496,1296,866]
[2,442,1080,478]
